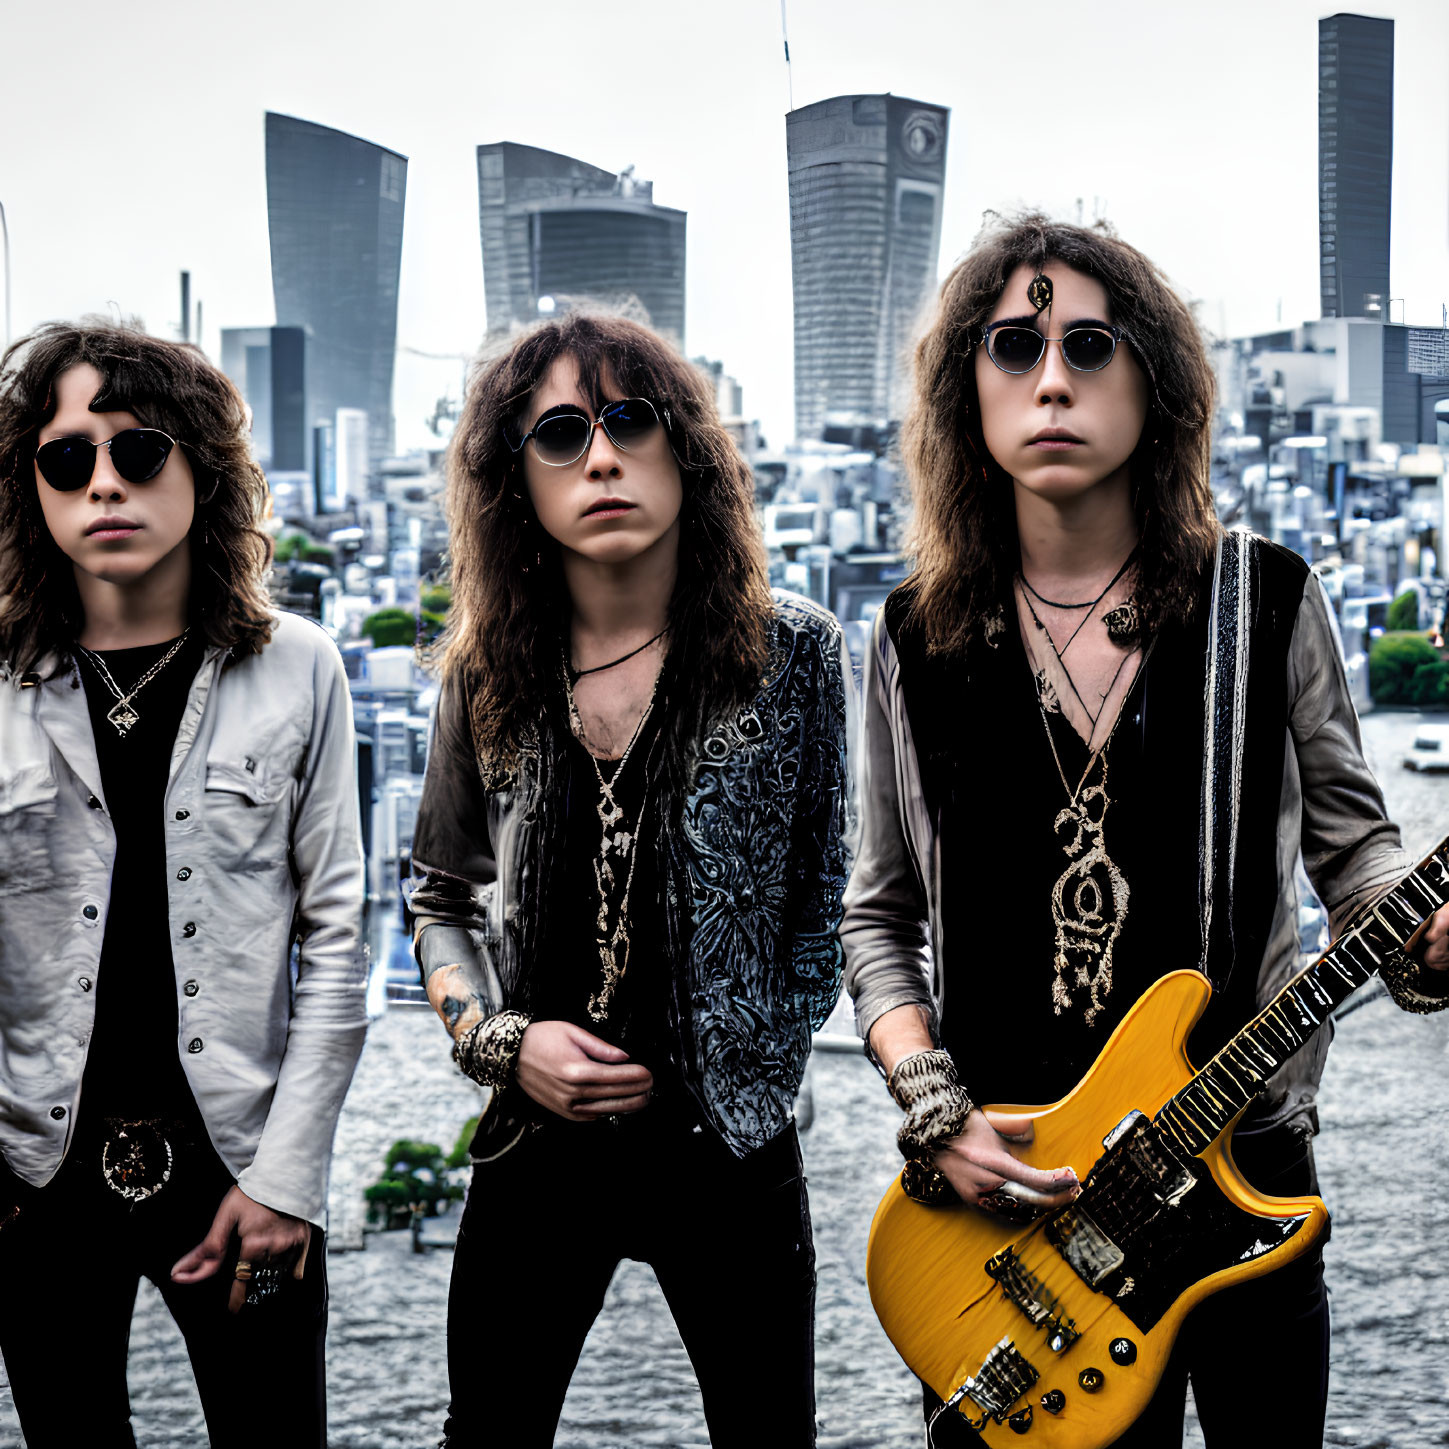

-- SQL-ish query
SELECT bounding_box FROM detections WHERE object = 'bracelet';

[452,1010,531,1089]
[887,1049,974,1205]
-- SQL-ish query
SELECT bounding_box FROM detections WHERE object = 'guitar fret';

[1373,896,1420,944]
[1323,953,1362,990]
[1399,874,1440,914]
[1340,931,1382,970]
[1255,1009,1298,1057]
[1299,974,1334,1015]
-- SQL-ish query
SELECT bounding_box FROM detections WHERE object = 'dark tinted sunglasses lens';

[600,400,659,450]
[988,328,1045,373]
[35,438,96,491]
[1062,329,1117,372]
[532,414,590,465]
[107,429,174,482]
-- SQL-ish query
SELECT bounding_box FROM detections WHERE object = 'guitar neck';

[1156,835,1449,1157]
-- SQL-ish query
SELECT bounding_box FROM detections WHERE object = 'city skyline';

[3,0,1448,456]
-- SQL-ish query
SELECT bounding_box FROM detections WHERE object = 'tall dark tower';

[787,95,949,442]
[476,143,686,343]
[1318,14,1393,320]
[265,113,407,466]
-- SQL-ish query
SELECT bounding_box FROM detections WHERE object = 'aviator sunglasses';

[510,397,669,468]
[982,321,1127,375]
[34,428,182,492]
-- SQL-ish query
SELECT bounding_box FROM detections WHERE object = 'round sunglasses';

[982,323,1126,375]
[509,398,668,468]
[35,428,182,492]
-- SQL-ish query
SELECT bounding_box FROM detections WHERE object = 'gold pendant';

[1049,777,1129,1026]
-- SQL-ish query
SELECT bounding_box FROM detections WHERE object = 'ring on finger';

[978,1189,1038,1222]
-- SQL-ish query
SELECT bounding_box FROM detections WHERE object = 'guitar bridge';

[956,1336,1040,1423]
[984,1249,1080,1350]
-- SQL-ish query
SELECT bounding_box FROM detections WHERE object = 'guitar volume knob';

[1078,1367,1105,1393]
[1040,1389,1066,1415]
[1109,1337,1138,1366]
[1008,1406,1033,1434]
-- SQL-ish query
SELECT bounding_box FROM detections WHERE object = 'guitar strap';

[1198,530,1255,987]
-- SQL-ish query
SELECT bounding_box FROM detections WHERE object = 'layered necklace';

[562,657,660,1024]
[76,631,192,738]
[1014,556,1144,1026]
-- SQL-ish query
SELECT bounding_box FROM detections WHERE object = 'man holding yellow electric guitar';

[841,215,1449,1448]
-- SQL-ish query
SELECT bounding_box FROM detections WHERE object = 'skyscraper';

[266,112,407,467]
[476,143,686,342]
[787,95,949,443]
[1318,14,1393,320]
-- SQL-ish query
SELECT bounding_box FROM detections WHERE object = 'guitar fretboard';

[1155,837,1449,1158]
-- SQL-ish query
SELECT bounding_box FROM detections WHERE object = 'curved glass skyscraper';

[266,112,407,467]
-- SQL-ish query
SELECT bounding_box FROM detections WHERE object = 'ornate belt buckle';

[101,1120,174,1202]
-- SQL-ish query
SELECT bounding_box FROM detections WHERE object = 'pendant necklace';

[77,631,192,737]
[562,656,660,1023]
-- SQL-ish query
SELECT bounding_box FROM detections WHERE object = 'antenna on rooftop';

[781,0,794,111]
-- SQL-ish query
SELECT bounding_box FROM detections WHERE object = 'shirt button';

[78,977,92,992]
[176,867,192,881]
[175,809,190,821]
[82,904,99,920]
[50,1106,66,1120]
[182,922,197,938]
[87,795,103,810]
[183,980,200,997]
[187,1038,204,1054]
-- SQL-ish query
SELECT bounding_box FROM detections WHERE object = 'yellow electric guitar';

[866,836,1449,1447]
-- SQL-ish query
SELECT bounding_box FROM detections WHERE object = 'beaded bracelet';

[887,1048,974,1204]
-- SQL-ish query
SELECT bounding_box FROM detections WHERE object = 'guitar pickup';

[1048,1204,1127,1288]
[958,1336,1041,1423]
[1103,1108,1145,1151]
[984,1249,1081,1350]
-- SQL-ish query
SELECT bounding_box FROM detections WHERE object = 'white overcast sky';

[2,0,1447,453]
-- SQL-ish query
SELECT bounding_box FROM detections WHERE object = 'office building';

[220,326,308,474]
[1319,14,1393,319]
[266,112,407,468]
[476,143,686,341]
[786,94,949,442]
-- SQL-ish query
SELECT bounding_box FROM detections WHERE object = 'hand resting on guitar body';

[933,1108,1080,1215]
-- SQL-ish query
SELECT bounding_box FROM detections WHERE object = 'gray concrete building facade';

[266,112,407,467]
[1319,13,1393,320]
[786,94,948,442]
[477,143,686,342]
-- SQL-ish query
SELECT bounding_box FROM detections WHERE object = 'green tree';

[362,607,418,647]
[363,1139,464,1229]
[272,531,311,564]
[1386,590,1420,632]
[1368,632,1439,705]
[420,583,453,615]
[1409,660,1449,709]
[447,1115,480,1169]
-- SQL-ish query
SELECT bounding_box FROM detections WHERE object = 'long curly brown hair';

[899,213,1221,656]
[0,322,275,676]
[441,311,773,784]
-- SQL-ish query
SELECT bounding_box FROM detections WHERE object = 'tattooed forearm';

[425,962,489,1040]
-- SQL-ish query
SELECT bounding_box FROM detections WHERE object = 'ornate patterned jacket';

[409,591,854,1159]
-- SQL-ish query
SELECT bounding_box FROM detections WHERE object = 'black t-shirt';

[76,633,206,1128]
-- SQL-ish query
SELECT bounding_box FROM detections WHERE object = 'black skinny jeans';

[0,1123,328,1449]
[441,1109,817,1448]
[922,1124,1330,1448]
